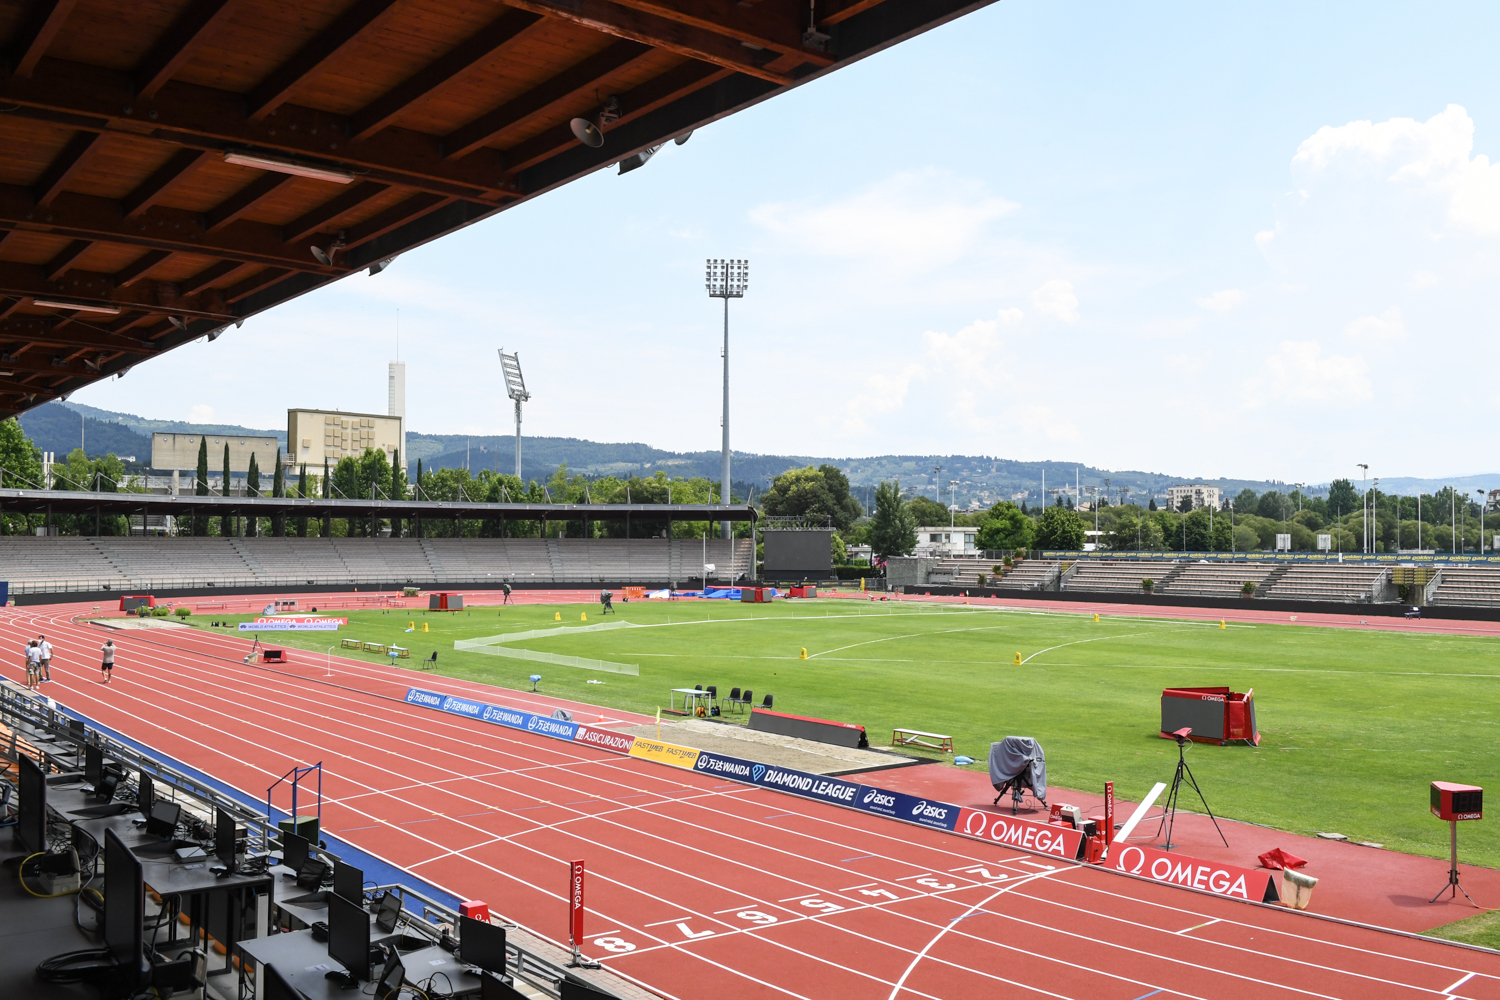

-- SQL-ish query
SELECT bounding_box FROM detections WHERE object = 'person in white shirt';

[100,640,116,684]
[25,641,41,689]
[37,635,52,683]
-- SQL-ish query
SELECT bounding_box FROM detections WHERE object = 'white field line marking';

[1022,632,1154,664]
[21,609,1484,994]
[1017,861,1056,870]
[1176,918,1221,935]
[1444,972,1476,993]
[1114,783,1168,845]
[809,624,1010,659]
[643,916,700,927]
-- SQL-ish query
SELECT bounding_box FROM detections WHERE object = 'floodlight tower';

[498,349,530,481]
[706,259,748,540]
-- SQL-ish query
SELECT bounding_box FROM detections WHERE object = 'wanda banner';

[1108,844,1277,902]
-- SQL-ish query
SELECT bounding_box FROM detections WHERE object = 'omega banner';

[1108,844,1277,902]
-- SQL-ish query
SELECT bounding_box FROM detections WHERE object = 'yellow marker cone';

[1093,613,1100,623]
[421,621,429,632]
[1013,652,1023,665]
[408,622,414,630]
[1220,620,1226,629]
[580,612,588,621]
[799,647,808,660]
[555,611,562,621]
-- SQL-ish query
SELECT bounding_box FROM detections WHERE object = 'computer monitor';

[84,745,103,786]
[460,915,507,975]
[327,892,372,983]
[137,772,154,815]
[374,950,405,1000]
[333,860,362,903]
[103,828,145,993]
[481,970,527,1000]
[374,890,403,933]
[16,755,45,854]
[262,963,305,1000]
[95,771,118,802]
[145,799,182,840]
[281,831,309,872]
[214,807,237,863]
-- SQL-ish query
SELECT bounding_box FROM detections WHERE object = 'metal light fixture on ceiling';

[205,327,227,342]
[368,256,395,276]
[310,230,347,266]
[33,298,121,315]
[168,316,188,331]
[675,130,692,146]
[618,145,662,175]
[223,151,354,184]
[569,118,603,148]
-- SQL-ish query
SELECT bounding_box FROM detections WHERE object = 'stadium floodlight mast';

[706,259,748,540]
[498,349,530,480]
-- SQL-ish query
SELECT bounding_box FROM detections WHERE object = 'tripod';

[1430,820,1478,906]
[1156,733,1229,851]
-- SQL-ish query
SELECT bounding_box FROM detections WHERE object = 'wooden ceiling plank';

[500,0,794,85]
[43,239,91,281]
[281,181,389,245]
[350,11,545,141]
[0,262,236,322]
[134,0,244,100]
[178,259,246,295]
[605,0,833,64]
[0,184,335,273]
[0,352,107,377]
[11,0,79,78]
[0,319,159,355]
[122,148,214,220]
[32,130,105,207]
[245,0,404,121]
[3,61,510,201]
[444,41,654,160]
[113,250,174,288]
[224,267,291,303]
[0,378,62,399]
[0,297,28,320]
[342,192,450,249]
[820,0,889,24]
[503,61,728,174]
[205,173,295,233]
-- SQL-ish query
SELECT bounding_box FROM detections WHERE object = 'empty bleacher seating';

[1430,568,1500,608]
[1260,564,1388,603]
[991,560,1060,590]
[1063,561,1159,594]
[1159,562,1275,598]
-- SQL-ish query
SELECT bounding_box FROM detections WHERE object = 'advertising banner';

[239,617,346,631]
[1107,843,1277,902]
[628,738,702,769]
[692,751,861,808]
[569,860,586,954]
[402,687,580,743]
[955,808,1085,859]
[572,725,637,755]
[853,786,959,832]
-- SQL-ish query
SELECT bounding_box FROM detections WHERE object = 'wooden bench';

[892,728,954,753]
[340,638,362,649]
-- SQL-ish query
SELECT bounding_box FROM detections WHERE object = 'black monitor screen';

[215,807,237,863]
[103,828,144,991]
[281,831,309,872]
[96,772,118,802]
[327,892,371,982]
[85,745,103,786]
[146,799,181,839]
[374,890,402,933]
[17,755,45,855]
[333,860,362,903]
[137,773,154,816]
[461,915,507,975]
[262,963,301,1000]
[374,951,404,1000]
[481,970,527,1000]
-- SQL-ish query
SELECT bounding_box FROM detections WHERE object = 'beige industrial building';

[287,409,405,471]
[151,432,280,472]
[1165,484,1222,511]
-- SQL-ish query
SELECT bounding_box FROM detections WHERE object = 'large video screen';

[763,530,833,576]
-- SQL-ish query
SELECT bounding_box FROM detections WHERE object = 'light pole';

[706,259,748,540]
[1372,477,1379,552]
[1357,463,1369,553]
[1477,491,1487,555]
[949,480,959,528]
[498,349,530,480]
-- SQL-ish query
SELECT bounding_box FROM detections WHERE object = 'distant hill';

[25,402,1493,507]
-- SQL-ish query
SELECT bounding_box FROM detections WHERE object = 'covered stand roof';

[0,0,992,418]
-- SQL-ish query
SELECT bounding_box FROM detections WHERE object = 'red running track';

[5,602,1500,1000]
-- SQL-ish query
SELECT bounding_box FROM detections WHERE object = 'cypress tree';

[271,447,285,536]
[193,437,209,536]
[321,458,331,537]
[414,458,423,538]
[296,463,308,537]
[221,442,233,536]
[391,448,403,538]
[246,453,260,537]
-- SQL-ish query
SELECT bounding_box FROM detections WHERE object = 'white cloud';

[188,404,214,423]
[922,308,1021,375]
[1292,104,1500,234]
[748,169,1017,270]
[836,364,924,435]
[1344,306,1407,343]
[1030,279,1079,322]
[1196,288,1245,312]
[1408,269,1440,290]
[1242,340,1372,407]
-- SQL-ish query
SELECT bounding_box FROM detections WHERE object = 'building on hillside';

[1165,484,1221,511]
[151,433,279,474]
[914,526,979,557]
[287,409,405,474]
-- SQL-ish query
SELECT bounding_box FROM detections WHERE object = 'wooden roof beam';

[0,184,336,273]
[205,173,294,233]
[33,131,105,207]
[500,0,795,85]
[2,61,512,201]
[134,0,244,100]
[281,181,388,245]
[604,0,834,65]
[42,239,91,281]
[350,10,544,141]
[178,260,248,295]
[0,296,27,320]
[821,0,891,24]
[10,0,78,77]
[341,193,453,251]
[224,267,291,303]
[0,351,116,377]
[0,378,63,400]
[0,318,162,355]
[0,263,237,323]
[113,250,173,289]
[246,0,402,121]
[444,41,656,160]
[124,148,214,220]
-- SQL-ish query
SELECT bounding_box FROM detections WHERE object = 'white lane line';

[1443,971,1476,994]
[1176,918,1221,935]
[778,892,820,902]
[643,916,698,927]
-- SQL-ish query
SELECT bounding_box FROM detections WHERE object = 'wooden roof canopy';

[0,0,991,419]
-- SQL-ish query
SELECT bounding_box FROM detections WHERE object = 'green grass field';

[196,598,1500,872]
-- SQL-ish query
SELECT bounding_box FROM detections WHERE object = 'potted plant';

[976,573,987,587]
[1241,580,1256,597]
[1141,578,1154,593]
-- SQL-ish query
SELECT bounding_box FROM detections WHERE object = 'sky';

[73,1,1500,484]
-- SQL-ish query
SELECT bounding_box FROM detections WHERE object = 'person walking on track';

[502,582,513,605]
[600,589,614,614]
[100,639,116,684]
[25,640,41,690]
[37,634,53,683]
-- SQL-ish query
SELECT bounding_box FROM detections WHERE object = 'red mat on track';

[6,601,1500,1000]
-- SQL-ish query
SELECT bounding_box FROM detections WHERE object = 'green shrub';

[976,574,986,586]
[1141,578,1154,593]
[1003,556,1013,568]
[1241,580,1256,595]
[151,605,169,617]
[174,606,192,617]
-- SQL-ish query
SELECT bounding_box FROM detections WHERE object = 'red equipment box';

[1431,782,1483,821]
[739,587,773,603]
[789,585,818,599]
[120,595,155,611]
[1160,687,1260,746]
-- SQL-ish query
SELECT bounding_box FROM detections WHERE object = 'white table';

[670,688,713,714]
